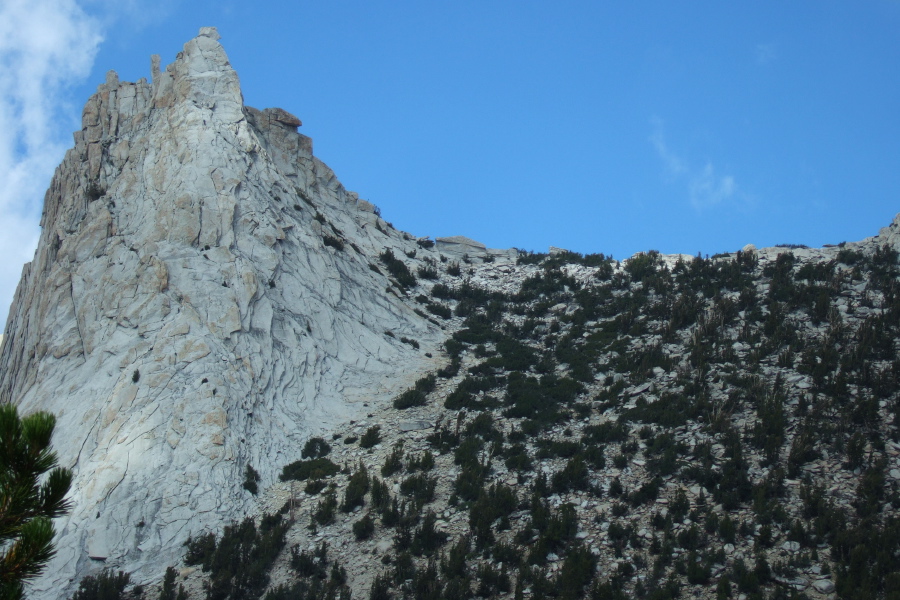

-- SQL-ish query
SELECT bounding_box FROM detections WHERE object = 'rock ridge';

[0,27,447,598]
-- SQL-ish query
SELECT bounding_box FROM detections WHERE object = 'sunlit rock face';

[0,27,444,598]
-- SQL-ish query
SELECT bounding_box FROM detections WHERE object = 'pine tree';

[0,405,73,600]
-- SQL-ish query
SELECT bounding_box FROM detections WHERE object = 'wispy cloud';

[649,117,686,178]
[649,119,740,210]
[0,0,103,323]
[755,42,777,66]
[690,163,736,209]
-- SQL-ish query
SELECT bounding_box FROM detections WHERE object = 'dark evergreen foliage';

[360,426,382,449]
[70,571,130,600]
[302,437,332,459]
[185,514,289,600]
[279,458,339,482]
[158,236,900,600]
[379,249,417,288]
[341,466,370,512]
[242,464,260,495]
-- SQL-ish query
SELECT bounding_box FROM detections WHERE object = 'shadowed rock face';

[0,27,443,598]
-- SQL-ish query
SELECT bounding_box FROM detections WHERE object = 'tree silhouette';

[0,405,72,600]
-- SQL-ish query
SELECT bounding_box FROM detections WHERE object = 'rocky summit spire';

[0,28,446,597]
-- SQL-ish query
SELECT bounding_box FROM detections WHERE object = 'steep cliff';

[0,27,453,596]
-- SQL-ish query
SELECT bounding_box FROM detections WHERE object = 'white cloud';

[649,119,740,210]
[0,0,103,324]
[689,162,736,209]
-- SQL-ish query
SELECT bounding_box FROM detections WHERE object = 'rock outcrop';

[435,235,517,261]
[0,27,447,597]
[873,212,900,250]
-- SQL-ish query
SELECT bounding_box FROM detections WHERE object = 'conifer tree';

[0,405,72,600]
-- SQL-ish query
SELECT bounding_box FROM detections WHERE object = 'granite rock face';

[435,235,517,261]
[0,28,444,597]
[874,212,900,250]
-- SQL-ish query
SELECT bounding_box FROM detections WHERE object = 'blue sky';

[2,1,899,324]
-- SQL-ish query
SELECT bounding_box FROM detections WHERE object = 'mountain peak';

[0,28,455,597]
[149,26,243,121]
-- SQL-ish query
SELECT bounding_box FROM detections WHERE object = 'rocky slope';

[181,232,899,600]
[0,27,497,599]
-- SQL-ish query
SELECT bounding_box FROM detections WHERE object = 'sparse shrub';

[685,551,710,584]
[669,489,690,522]
[719,515,736,544]
[312,491,338,526]
[71,570,130,600]
[394,389,425,410]
[426,302,452,319]
[556,545,596,598]
[399,473,437,504]
[290,541,328,579]
[379,249,417,288]
[400,337,420,350]
[304,480,326,495]
[469,483,518,549]
[504,442,533,472]
[185,514,289,600]
[411,511,447,556]
[437,358,460,378]
[85,180,105,201]
[608,477,623,497]
[322,235,344,251]
[430,283,452,299]
[552,456,589,493]
[787,426,819,477]
[159,566,187,600]
[280,458,339,482]
[381,444,404,477]
[243,464,260,495]
[342,466,370,512]
[360,426,382,449]
[302,437,331,459]
[353,515,375,541]
[417,266,438,280]
[406,450,435,472]
[369,573,392,600]
[629,477,662,505]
